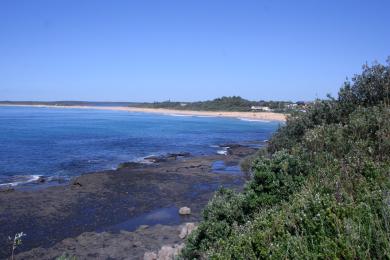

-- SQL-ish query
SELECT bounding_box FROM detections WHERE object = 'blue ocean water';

[0,106,280,186]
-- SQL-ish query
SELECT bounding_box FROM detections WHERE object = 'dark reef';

[0,143,259,259]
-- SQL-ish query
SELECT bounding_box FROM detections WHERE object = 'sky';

[0,0,389,102]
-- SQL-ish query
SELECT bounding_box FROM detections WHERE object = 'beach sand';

[0,104,287,121]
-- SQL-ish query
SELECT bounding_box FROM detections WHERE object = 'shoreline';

[0,104,287,121]
[0,143,259,259]
[0,141,264,190]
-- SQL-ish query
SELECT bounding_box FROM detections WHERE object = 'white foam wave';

[217,150,228,155]
[216,146,230,155]
[195,115,216,118]
[238,118,270,123]
[0,175,41,187]
[165,113,193,117]
[46,175,70,182]
[134,154,158,164]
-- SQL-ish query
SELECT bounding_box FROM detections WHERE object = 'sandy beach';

[0,104,287,121]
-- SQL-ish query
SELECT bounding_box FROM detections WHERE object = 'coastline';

[0,143,259,259]
[0,105,276,258]
[0,104,287,121]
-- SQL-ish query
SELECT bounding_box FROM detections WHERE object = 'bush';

[182,58,390,259]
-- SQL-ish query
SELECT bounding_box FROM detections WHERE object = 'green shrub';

[182,58,390,259]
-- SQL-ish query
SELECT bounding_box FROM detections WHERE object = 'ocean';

[0,106,280,186]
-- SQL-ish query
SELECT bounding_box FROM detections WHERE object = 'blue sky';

[0,0,389,102]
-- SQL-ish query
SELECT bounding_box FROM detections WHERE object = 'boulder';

[179,207,191,215]
[186,223,196,236]
[179,227,186,239]
[144,252,157,260]
[157,244,185,260]
[179,223,197,239]
[157,245,175,260]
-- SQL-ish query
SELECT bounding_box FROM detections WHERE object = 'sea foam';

[216,147,230,155]
[238,118,270,123]
[0,175,41,187]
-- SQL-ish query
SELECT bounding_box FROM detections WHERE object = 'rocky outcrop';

[4,144,252,259]
[144,152,191,163]
[144,251,157,260]
[143,223,196,260]
[179,223,196,239]
[144,243,184,260]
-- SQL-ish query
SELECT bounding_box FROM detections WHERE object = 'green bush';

[182,58,390,259]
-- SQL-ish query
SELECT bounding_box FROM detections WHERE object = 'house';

[251,106,271,111]
[287,103,297,109]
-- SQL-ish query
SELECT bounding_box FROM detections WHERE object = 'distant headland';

[0,96,313,122]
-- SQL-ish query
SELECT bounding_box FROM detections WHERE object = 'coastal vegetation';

[181,60,390,259]
[8,232,26,260]
[0,97,295,113]
[132,96,293,112]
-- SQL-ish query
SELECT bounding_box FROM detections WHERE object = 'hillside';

[182,60,390,258]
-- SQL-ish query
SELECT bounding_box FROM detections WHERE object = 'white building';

[251,106,271,111]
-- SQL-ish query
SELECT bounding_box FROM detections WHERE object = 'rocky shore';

[0,143,261,259]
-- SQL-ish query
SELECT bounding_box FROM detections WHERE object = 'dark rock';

[145,152,191,163]
[229,146,257,156]
[0,186,14,193]
[167,152,190,160]
[117,162,142,169]
[144,156,165,163]
[72,181,83,187]
[37,176,46,183]
[189,165,201,168]
[219,143,242,148]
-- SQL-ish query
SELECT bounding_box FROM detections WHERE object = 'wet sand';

[0,144,259,259]
[0,104,287,121]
